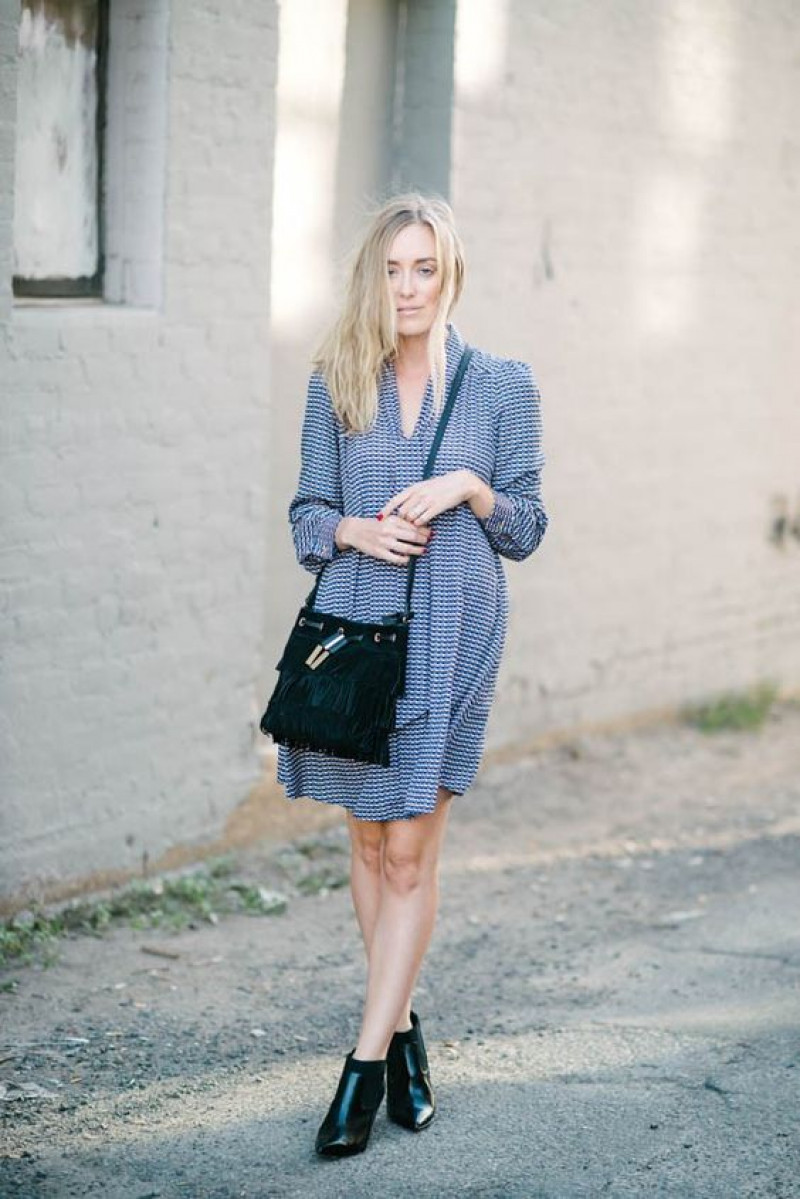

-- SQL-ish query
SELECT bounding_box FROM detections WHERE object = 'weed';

[0,864,288,972]
[682,680,779,733]
[295,869,349,897]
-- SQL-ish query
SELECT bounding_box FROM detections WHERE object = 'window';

[13,0,109,299]
[12,0,169,309]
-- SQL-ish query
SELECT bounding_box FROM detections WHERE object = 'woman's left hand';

[379,470,477,526]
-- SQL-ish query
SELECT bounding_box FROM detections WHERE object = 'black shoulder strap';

[306,345,474,616]
[401,345,474,617]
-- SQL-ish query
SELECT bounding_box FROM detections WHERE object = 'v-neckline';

[389,358,432,442]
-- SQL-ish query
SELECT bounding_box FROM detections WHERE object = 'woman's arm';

[468,358,548,561]
[288,373,347,573]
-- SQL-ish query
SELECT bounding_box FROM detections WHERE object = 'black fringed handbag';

[259,345,474,766]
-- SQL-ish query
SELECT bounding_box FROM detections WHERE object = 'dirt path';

[2,704,800,1198]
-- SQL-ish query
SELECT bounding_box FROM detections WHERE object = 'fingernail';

[376,513,384,521]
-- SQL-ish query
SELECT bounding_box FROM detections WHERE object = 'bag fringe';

[260,667,404,767]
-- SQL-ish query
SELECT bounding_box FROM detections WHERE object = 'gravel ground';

[1,703,799,1198]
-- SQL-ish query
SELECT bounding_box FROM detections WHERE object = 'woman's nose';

[395,271,415,295]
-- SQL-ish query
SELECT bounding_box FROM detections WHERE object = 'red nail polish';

[376,513,384,521]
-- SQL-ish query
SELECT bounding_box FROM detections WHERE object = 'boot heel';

[315,1051,386,1156]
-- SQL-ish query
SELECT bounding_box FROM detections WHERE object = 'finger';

[397,489,422,509]
[393,525,426,545]
[380,488,413,518]
[405,506,428,526]
[395,496,421,519]
[392,536,416,555]
[395,510,423,528]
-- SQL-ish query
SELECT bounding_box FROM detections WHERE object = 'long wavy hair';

[312,192,466,435]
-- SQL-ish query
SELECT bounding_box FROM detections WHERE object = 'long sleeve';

[288,372,345,574]
[477,358,548,561]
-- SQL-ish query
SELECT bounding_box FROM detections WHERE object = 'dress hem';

[279,781,467,822]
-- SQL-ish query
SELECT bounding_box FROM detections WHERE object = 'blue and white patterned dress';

[275,320,548,821]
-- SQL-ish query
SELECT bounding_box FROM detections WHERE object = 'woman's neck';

[395,331,431,375]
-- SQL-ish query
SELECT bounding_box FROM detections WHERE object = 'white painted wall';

[103,0,170,307]
[3,0,799,906]
[451,0,800,745]
[0,0,278,902]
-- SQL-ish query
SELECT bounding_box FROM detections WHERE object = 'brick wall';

[0,0,278,901]
[3,0,799,905]
[451,0,800,746]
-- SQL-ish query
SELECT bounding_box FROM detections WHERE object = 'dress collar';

[383,319,468,441]
[443,320,467,385]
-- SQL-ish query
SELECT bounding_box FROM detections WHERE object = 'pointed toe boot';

[314,1051,386,1157]
[386,1010,435,1131]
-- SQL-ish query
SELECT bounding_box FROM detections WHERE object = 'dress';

[275,321,548,821]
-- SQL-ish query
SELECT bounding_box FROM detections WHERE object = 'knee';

[351,835,383,877]
[382,849,432,896]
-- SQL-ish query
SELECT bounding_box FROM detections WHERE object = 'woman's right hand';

[335,515,432,566]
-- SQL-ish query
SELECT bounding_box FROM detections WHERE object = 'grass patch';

[0,856,287,972]
[295,868,350,897]
[681,680,779,733]
[273,831,350,896]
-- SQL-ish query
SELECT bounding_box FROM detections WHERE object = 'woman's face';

[387,222,442,337]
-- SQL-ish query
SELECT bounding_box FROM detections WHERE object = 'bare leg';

[346,811,414,1033]
[346,810,383,955]
[352,787,454,1060]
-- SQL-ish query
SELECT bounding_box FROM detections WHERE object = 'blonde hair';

[312,192,466,435]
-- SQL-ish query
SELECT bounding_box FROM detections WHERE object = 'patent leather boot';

[386,1010,435,1131]
[314,1051,386,1157]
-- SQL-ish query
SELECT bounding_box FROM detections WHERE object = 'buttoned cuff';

[479,489,515,536]
[318,508,344,562]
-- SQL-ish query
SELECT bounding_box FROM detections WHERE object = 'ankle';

[349,1052,386,1070]
[353,1044,389,1062]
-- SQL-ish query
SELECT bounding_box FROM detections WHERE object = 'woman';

[274,192,548,1156]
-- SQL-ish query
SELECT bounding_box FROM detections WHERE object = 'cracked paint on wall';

[13,0,100,281]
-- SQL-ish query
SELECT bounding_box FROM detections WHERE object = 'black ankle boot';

[386,1010,435,1131]
[314,1051,386,1157]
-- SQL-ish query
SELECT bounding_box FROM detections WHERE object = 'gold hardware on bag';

[305,645,329,669]
[305,628,349,669]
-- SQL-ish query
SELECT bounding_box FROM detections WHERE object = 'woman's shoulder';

[466,344,540,415]
[307,366,330,394]
[305,367,339,414]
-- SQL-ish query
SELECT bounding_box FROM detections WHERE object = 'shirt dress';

[275,321,548,822]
